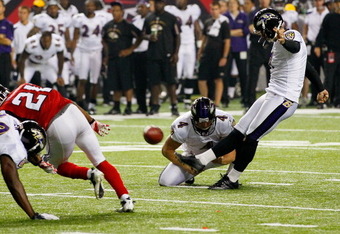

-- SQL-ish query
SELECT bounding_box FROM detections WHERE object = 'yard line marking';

[325,179,340,182]
[259,223,318,228]
[1,192,339,212]
[72,163,340,175]
[248,182,293,186]
[160,227,218,232]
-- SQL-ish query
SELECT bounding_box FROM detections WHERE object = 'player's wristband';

[89,118,95,125]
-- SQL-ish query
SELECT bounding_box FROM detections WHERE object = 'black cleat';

[105,108,121,115]
[171,106,180,117]
[148,104,160,115]
[208,174,239,190]
[175,152,205,173]
[185,177,195,185]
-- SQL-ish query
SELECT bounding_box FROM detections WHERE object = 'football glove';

[39,155,57,174]
[91,120,110,136]
[33,213,60,220]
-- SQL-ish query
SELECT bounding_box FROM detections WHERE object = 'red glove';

[91,120,111,136]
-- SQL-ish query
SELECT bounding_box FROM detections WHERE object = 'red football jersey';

[1,83,73,130]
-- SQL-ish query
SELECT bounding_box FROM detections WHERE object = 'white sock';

[120,194,130,201]
[228,168,242,182]
[228,87,235,99]
[86,169,92,179]
[226,163,234,174]
[196,149,217,166]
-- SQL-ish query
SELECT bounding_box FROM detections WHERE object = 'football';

[143,125,164,145]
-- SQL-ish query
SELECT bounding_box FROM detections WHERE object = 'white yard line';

[0,192,338,212]
[247,182,293,186]
[324,179,340,182]
[259,223,318,228]
[160,227,218,232]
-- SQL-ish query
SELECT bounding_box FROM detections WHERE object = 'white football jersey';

[165,4,201,45]
[72,13,106,51]
[266,30,307,103]
[59,4,79,18]
[0,111,28,169]
[32,12,71,38]
[282,10,298,30]
[13,21,34,55]
[170,109,234,155]
[95,9,113,24]
[24,33,65,64]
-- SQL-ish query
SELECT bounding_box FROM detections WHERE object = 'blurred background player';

[0,83,134,212]
[11,6,34,89]
[224,0,249,108]
[165,0,202,109]
[197,1,230,107]
[303,0,329,107]
[143,0,181,116]
[29,0,45,21]
[28,0,71,95]
[0,0,13,89]
[314,0,340,108]
[102,2,143,115]
[17,31,66,96]
[132,1,151,114]
[159,97,235,186]
[71,0,107,113]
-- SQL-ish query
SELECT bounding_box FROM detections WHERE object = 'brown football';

[143,125,164,144]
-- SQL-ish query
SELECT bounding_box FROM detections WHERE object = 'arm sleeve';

[282,40,300,53]
[305,61,324,92]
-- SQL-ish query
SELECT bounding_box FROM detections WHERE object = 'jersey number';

[12,93,47,111]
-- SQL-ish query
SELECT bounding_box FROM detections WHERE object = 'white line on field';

[160,227,218,232]
[259,223,318,228]
[324,179,340,182]
[0,192,338,212]
[248,182,293,186]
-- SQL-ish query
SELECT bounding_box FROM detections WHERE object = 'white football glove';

[91,120,111,136]
[33,213,60,220]
[38,155,57,174]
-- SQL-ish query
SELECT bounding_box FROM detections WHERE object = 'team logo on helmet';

[18,120,47,156]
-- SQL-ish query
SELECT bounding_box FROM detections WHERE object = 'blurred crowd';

[1,0,339,116]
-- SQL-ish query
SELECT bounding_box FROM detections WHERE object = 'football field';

[0,104,339,233]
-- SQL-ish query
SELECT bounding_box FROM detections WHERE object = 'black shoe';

[185,177,195,185]
[105,108,121,115]
[208,174,239,190]
[175,152,204,173]
[123,108,132,115]
[133,108,147,114]
[171,106,180,117]
[148,104,160,115]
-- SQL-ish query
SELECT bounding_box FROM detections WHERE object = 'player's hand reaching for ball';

[317,89,329,103]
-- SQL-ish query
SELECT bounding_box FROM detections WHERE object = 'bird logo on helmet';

[0,84,10,106]
[191,97,216,136]
[253,8,283,42]
[17,120,47,156]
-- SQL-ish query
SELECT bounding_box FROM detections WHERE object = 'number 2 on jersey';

[12,92,47,111]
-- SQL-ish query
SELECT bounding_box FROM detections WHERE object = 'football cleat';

[208,174,239,190]
[185,177,195,185]
[148,104,160,115]
[119,197,135,212]
[90,168,104,199]
[175,152,205,173]
[171,106,180,117]
[123,107,132,115]
[105,108,121,115]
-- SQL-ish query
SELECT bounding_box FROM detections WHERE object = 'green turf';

[0,98,339,233]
